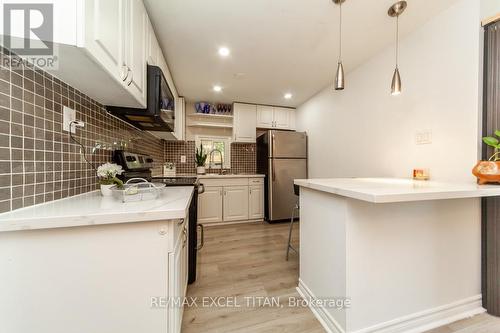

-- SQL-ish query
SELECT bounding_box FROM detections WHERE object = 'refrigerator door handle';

[272,160,276,181]
[271,133,275,157]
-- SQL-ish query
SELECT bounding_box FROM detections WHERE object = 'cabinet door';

[256,105,274,129]
[273,107,292,129]
[233,103,257,143]
[85,0,126,82]
[249,185,264,219]
[168,229,184,333]
[198,187,223,223]
[288,109,296,130]
[146,18,159,65]
[223,186,249,222]
[124,0,147,106]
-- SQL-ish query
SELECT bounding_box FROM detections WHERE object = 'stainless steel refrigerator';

[257,130,307,222]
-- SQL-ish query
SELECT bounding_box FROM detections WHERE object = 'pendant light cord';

[395,15,399,69]
[338,2,342,63]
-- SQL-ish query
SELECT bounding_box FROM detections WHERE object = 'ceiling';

[144,0,459,107]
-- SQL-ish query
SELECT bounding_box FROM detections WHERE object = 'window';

[195,135,231,169]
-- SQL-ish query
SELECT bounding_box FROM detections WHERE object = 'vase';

[196,166,206,175]
[100,184,114,196]
[472,161,500,185]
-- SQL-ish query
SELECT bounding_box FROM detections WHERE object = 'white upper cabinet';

[3,0,180,113]
[146,18,159,65]
[84,0,127,84]
[256,105,296,130]
[233,103,257,143]
[256,105,274,128]
[124,0,147,105]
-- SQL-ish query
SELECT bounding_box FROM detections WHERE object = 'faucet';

[208,149,225,175]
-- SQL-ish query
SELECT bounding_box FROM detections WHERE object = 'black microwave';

[106,65,175,132]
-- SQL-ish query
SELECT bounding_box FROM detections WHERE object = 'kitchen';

[0,0,500,333]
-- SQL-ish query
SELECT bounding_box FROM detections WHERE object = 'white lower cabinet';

[249,185,264,219]
[198,177,264,224]
[223,186,249,222]
[197,186,223,223]
[168,218,188,333]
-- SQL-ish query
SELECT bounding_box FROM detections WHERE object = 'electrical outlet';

[180,155,186,163]
[63,106,76,133]
[415,129,432,145]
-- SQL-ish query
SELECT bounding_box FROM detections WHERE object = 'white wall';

[297,0,481,182]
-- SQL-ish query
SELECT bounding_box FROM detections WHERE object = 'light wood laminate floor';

[181,222,500,333]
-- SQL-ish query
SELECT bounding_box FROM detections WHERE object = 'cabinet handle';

[196,224,204,250]
[126,67,133,86]
[120,64,129,81]
[182,227,187,248]
[249,189,252,194]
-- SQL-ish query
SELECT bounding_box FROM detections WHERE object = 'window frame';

[194,135,231,169]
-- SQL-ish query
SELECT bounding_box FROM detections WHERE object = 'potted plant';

[97,163,124,196]
[195,144,208,175]
[473,130,500,184]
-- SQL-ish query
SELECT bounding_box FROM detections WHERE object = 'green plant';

[482,130,500,161]
[195,144,208,167]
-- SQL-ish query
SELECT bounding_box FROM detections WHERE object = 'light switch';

[63,106,76,133]
[415,129,432,145]
[180,155,186,163]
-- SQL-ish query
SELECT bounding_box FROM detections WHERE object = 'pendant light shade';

[388,1,407,95]
[335,62,345,90]
[391,68,401,95]
[333,0,346,90]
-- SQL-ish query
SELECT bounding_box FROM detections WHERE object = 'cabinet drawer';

[248,178,264,185]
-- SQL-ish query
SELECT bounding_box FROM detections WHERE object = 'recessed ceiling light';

[284,93,293,99]
[213,85,222,92]
[218,47,230,57]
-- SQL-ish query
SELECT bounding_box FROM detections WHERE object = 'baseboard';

[297,279,485,333]
[297,279,345,333]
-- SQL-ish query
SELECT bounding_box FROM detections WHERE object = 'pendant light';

[333,0,346,90]
[388,1,407,95]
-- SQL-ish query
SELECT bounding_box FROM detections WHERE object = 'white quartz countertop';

[294,178,500,203]
[0,186,194,232]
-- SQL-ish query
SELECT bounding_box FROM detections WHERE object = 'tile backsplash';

[164,141,256,175]
[0,48,258,214]
[0,49,165,213]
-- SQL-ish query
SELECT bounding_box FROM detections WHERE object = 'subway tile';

[0,174,10,187]
[0,147,9,160]
[0,200,10,213]
[11,198,23,210]
[0,161,11,174]
[0,107,9,121]
[0,79,9,95]
[12,174,23,186]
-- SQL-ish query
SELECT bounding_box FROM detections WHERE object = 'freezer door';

[270,130,307,158]
[269,158,307,221]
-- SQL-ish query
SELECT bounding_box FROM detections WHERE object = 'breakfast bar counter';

[294,178,500,333]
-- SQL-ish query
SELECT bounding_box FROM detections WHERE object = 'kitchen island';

[294,178,500,333]
[0,186,194,333]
